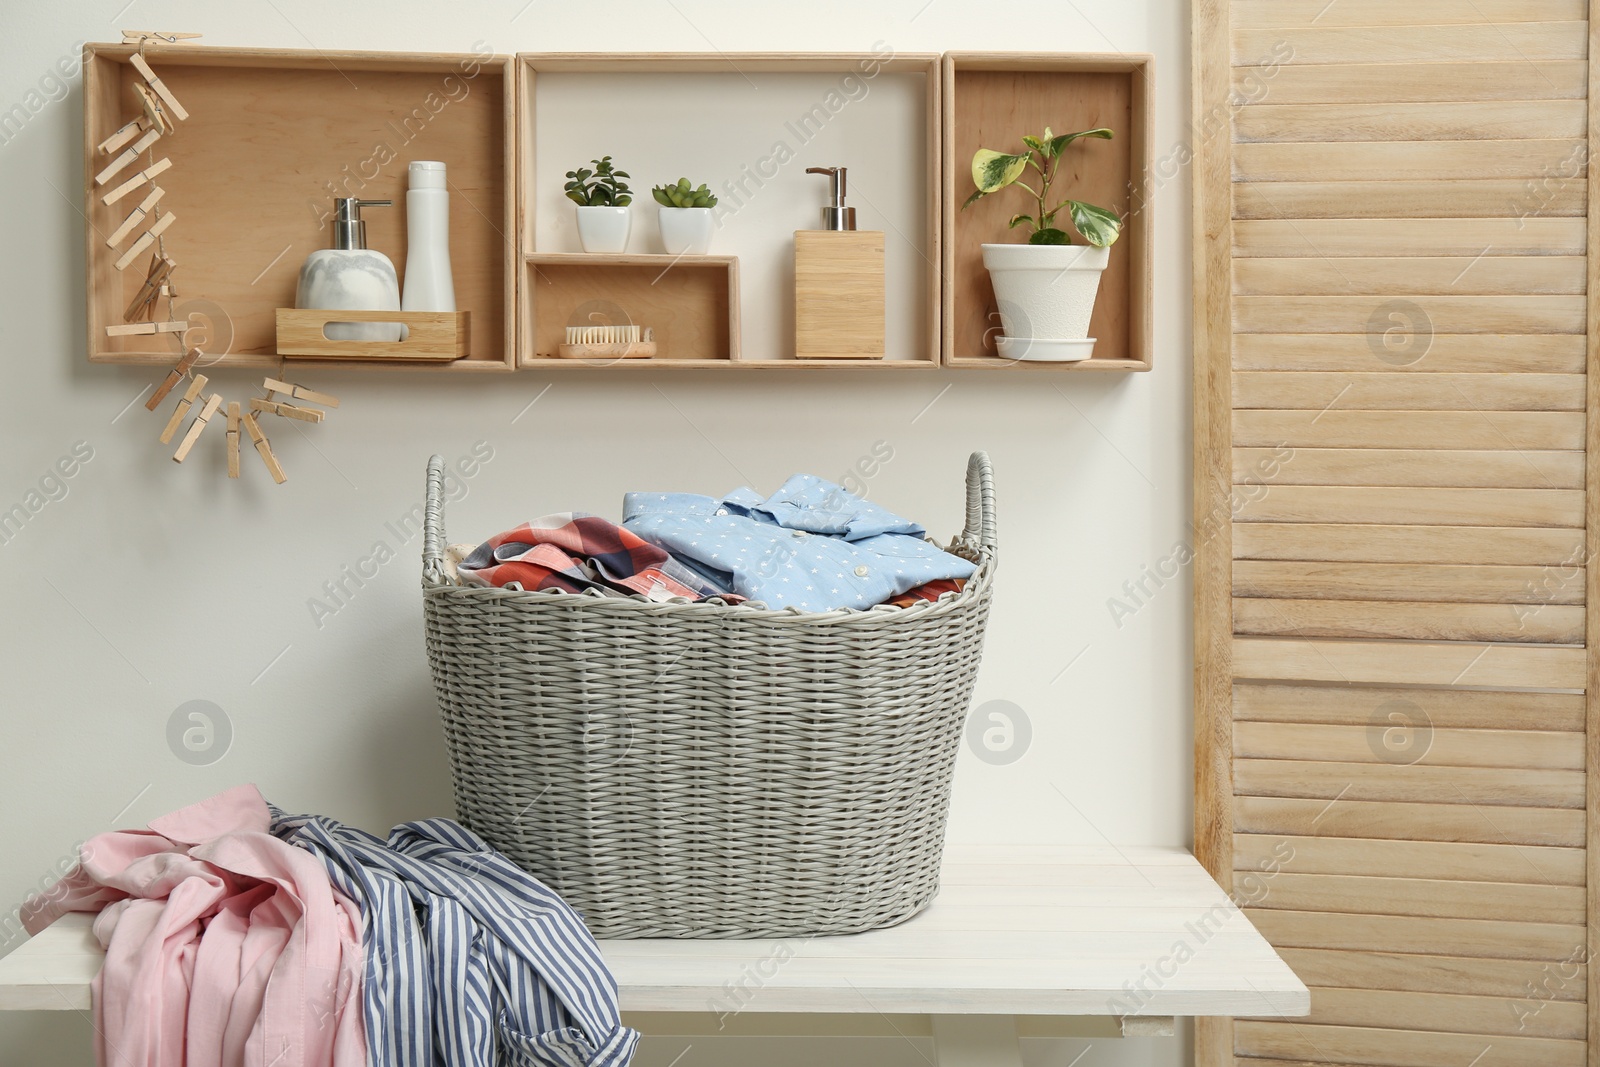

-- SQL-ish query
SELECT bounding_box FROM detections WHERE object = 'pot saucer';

[995,336,1096,362]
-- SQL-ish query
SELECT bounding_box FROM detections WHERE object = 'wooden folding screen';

[1193,2,1598,1065]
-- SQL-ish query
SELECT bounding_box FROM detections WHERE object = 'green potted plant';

[652,178,718,256]
[565,155,633,253]
[963,127,1122,361]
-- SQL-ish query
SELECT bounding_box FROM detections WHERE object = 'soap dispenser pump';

[808,165,856,231]
[793,166,885,360]
[297,197,404,342]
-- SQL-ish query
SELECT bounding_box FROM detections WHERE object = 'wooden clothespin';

[249,397,324,424]
[241,412,287,484]
[104,320,186,337]
[103,158,171,206]
[107,186,164,248]
[263,378,340,409]
[124,256,175,321]
[128,54,189,123]
[132,82,173,136]
[159,373,207,443]
[173,393,222,462]
[114,211,176,271]
[94,127,161,187]
[146,348,200,410]
[226,403,241,478]
[97,117,149,156]
[122,30,203,45]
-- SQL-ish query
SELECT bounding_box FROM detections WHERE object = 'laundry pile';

[22,785,637,1067]
[449,473,977,613]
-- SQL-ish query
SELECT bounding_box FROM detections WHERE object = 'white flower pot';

[981,242,1111,361]
[575,205,631,253]
[657,206,714,256]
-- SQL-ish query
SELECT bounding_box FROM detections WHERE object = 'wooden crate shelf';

[523,254,738,365]
[80,44,1154,375]
[518,52,943,368]
[942,52,1154,371]
[83,44,517,371]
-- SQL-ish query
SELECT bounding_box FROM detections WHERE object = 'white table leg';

[930,1014,1024,1067]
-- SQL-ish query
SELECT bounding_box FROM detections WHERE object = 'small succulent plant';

[564,156,632,207]
[652,178,718,209]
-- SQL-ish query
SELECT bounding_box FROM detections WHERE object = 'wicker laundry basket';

[421,452,997,938]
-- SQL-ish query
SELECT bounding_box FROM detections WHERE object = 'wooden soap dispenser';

[794,166,885,360]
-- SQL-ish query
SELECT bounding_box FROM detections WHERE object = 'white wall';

[0,2,1193,1064]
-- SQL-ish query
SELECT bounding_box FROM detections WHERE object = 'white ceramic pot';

[575,205,631,253]
[657,206,714,256]
[981,242,1111,361]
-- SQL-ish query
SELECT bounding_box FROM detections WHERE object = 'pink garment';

[22,784,365,1067]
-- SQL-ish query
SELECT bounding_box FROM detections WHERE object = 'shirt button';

[791,530,807,538]
[854,565,869,577]
[715,508,728,516]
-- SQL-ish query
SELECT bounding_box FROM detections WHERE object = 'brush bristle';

[565,324,642,346]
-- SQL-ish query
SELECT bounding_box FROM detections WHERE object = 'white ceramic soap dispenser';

[296,197,404,341]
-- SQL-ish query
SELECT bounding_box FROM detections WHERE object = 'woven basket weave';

[421,452,997,938]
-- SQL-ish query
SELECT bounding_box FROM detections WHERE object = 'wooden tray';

[275,309,469,361]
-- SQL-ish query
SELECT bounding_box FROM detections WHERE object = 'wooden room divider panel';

[1194,2,1598,1065]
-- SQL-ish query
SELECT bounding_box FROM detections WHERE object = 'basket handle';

[423,454,448,585]
[962,450,997,555]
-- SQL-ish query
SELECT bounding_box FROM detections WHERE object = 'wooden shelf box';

[523,254,738,365]
[942,52,1154,371]
[516,52,942,367]
[83,44,517,371]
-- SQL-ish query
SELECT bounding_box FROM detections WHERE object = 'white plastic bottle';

[401,160,456,312]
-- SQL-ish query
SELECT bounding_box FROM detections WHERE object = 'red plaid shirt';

[884,578,966,608]
[457,513,732,602]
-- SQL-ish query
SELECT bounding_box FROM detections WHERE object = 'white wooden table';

[0,844,1307,1065]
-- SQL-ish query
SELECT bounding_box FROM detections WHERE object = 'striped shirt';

[272,810,638,1067]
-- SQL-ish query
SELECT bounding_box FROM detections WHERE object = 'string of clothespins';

[144,350,340,483]
[107,31,341,484]
[96,32,195,335]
